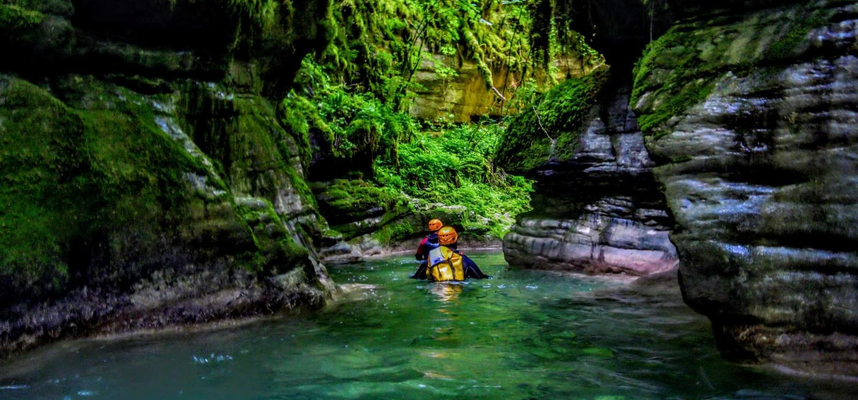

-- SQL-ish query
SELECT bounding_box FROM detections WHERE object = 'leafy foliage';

[281,59,533,238]
[276,1,600,241]
[496,69,608,172]
[277,0,610,240]
[0,2,44,30]
[376,123,534,238]
[281,60,418,178]
[314,0,600,110]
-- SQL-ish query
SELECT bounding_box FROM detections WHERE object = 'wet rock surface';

[504,81,679,276]
[634,0,858,376]
[0,0,336,356]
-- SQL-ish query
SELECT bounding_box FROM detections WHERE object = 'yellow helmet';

[428,219,443,232]
[438,226,458,246]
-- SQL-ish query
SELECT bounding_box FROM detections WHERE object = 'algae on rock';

[0,0,336,355]
[496,70,609,173]
[631,0,858,375]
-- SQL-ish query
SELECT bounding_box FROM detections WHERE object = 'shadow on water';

[0,251,855,400]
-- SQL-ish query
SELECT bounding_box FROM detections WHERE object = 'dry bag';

[427,246,465,282]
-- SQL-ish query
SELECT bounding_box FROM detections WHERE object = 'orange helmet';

[428,219,443,232]
[438,226,458,246]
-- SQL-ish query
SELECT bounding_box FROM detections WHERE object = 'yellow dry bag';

[427,246,465,282]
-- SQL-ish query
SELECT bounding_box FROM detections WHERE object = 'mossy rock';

[631,3,835,137]
[0,75,303,303]
[312,179,409,226]
[236,197,310,275]
[580,347,615,358]
[497,70,609,173]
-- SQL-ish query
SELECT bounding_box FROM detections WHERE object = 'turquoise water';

[0,252,853,400]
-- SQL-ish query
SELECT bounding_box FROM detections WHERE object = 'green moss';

[496,70,608,172]
[278,93,318,173]
[0,76,208,293]
[315,0,601,110]
[0,77,84,288]
[280,72,417,179]
[0,76,294,298]
[670,155,694,164]
[313,179,407,224]
[371,218,415,245]
[637,80,715,134]
[0,3,45,30]
[233,94,318,208]
[631,23,728,136]
[237,199,309,274]
[180,82,318,212]
[764,14,825,61]
[632,5,834,137]
[376,124,534,239]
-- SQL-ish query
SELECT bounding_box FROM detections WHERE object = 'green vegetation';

[273,0,607,241]
[631,26,720,135]
[0,77,86,290]
[281,76,417,178]
[0,76,231,295]
[0,0,604,292]
[317,0,601,108]
[313,179,408,225]
[238,198,309,275]
[377,123,534,238]
[0,76,310,298]
[496,70,608,172]
[0,2,44,29]
[281,58,533,240]
[764,13,826,61]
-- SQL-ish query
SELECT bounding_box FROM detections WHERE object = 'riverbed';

[0,252,853,399]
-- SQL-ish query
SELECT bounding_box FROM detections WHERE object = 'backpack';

[427,246,465,282]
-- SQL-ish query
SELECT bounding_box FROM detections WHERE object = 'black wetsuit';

[460,253,490,279]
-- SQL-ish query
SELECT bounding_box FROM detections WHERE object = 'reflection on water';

[0,252,854,400]
[428,283,464,302]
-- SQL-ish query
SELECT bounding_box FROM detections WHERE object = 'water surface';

[0,252,853,399]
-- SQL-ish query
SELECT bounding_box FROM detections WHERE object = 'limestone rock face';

[409,49,595,123]
[0,0,335,355]
[504,83,679,276]
[633,0,858,375]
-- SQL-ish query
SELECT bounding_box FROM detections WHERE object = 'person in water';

[412,226,489,280]
[411,219,443,279]
[415,218,443,261]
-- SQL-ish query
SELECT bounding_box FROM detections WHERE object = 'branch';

[491,86,507,101]
[532,105,554,142]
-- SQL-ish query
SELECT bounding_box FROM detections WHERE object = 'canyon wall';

[0,0,335,355]
[502,76,679,276]
[503,0,858,376]
[633,0,858,375]
[410,49,596,123]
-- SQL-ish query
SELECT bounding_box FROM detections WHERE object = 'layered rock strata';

[633,0,858,375]
[504,81,679,275]
[0,0,335,356]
